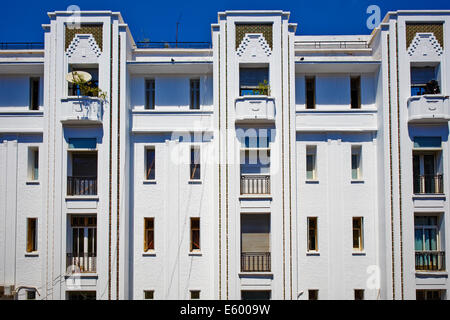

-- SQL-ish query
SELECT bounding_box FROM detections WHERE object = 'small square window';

[308,289,319,300]
[190,290,200,300]
[354,289,364,300]
[144,290,154,300]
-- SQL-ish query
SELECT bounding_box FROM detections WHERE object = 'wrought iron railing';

[66,253,97,273]
[67,176,97,196]
[241,252,271,272]
[135,41,211,49]
[240,175,270,195]
[295,40,369,49]
[415,251,445,271]
[0,42,44,50]
[413,174,443,194]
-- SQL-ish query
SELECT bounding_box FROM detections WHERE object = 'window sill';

[189,251,203,256]
[305,180,319,184]
[238,272,274,278]
[143,180,157,185]
[415,271,448,276]
[65,195,99,201]
[352,251,366,256]
[65,273,98,278]
[239,194,272,200]
[188,180,203,184]
[25,252,39,257]
[143,251,157,257]
[351,180,365,184]
[306,251,320,256]
[26,181,40,185]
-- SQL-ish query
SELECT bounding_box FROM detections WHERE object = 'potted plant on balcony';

[425,80,440,95]
[69,71,107,100]
[253,80,270,96]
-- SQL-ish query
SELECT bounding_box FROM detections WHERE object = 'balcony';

[241,252,271,272]
[241,175,270,195]
[235,96,275,123]
[415,251,445,272]
[66,253,97,273]
[67,176,97,196]
[407,95,450,123]
[413,174,443,195]
[61,97,104,125]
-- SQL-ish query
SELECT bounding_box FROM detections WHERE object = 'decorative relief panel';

[237,34,272,59]
[407,33,443,58]
[235,24,273,50]
[406,23,444,49]
[66,34,102,59]
[65,24,103,51]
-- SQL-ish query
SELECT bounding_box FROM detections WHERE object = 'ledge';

[143,180,157,185]
[142,251,157,257]
[351,180,365,184]
[65,196,99,201]
[26,181,40,185]
[306,251,320,256]
[238,272,274,278]
[25,252,39,257]
[188,252,203,257]
[305,180,319,184]
[239,195,272,200]
[352,251,366,256]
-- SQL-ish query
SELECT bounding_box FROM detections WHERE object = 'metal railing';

[66,253,97,273]
[295,40,369,49]
[415,251,445,271]
[241,252,271,272]
[240,175,270,195]
[0,42,44,50]
[135,41,211,49]
[413,174,444,194]
[67,176,97,196]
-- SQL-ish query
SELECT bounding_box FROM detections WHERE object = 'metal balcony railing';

[135,41,211,49]
[0,42,44,50]
[67,176,97,196]
[241,252,271,272]
[415,251,445,271]
[295,40,369,49]
[66,253,97,273]
[240,175,270,195]
[413,174,444,194]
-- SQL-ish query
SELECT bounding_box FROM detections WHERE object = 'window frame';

[145,79,156,110]
[190,146,201,181]
[352,217,364,252]
[306,145,317,181]
[144,218,155,253]
[26,218,38,253]
[351,145,362,180]
[307,217,318,252]
[305,76,316,109]
[190,79,200,110]
[350,76,361,109]
[145,146,156,181]
[190,217,201,252]
[29,77,40,111]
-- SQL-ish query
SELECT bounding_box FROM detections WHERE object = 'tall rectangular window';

[353,217,364,251]
[144,218,155,252]
[306,146,317,180]
[351,146,362,180]
[69,216,97,273]
[308,290,319,300]
[416,290,444,300]
[190,79,200,110]
[145,79,155,110]
[354,289,365,300]
[305,76,316,109]
[145,147,156,180]
[415,215,444,271]
[28,147,39,181]
[350,76,361,109]
[240,67,269,96]
[190,146,201,180]
[307,217,318,252]
[30,77,40,110]
[190,218,200,252]
[26,218,37,253]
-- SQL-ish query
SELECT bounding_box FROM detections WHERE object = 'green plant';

[253,80,270,96]
[71,71,108,100]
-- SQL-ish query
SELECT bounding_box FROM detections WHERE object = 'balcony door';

[414,215,445,271]
[68,216,97,273]
[413,151,442,194]
[241,214,271,272]
[68,152,98,195]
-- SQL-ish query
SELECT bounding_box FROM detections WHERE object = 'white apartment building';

[0,9,449,300]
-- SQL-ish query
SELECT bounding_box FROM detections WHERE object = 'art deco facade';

[0,9,450,300]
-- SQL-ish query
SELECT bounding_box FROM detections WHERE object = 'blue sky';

[1,0,449,43]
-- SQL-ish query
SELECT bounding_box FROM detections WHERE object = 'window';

[144,290,154,300]
[307,217,318,252]
[416,290,445,300]
[26,218,37,253]
[413,147,443,194]
[190,290,200,300]
[411,66,440,96]
[28,147,39,181]
[241,214,271,272]
[190,218,200,252]
[305,76,316,109]
[306,146,317,180]
[190,79,200,110]
[144,218,155,252]
[30,77,40,110]
[240,129,271,195]
[308,290,319,300]
[68,65,99,97]
[190,146,201,180]
[145,79,155,110]
[353,217,364,251]
[26,290,36,300]
[351,146,362,180]
[350,76,361,109]
[241,291,271,300]
[415,215,444,271]
[68,216,97,273]
[354,289,364,300]
[67,152,98,196]
[240,67,269,96]
[145,147,156,180]
[66,291,96,300]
